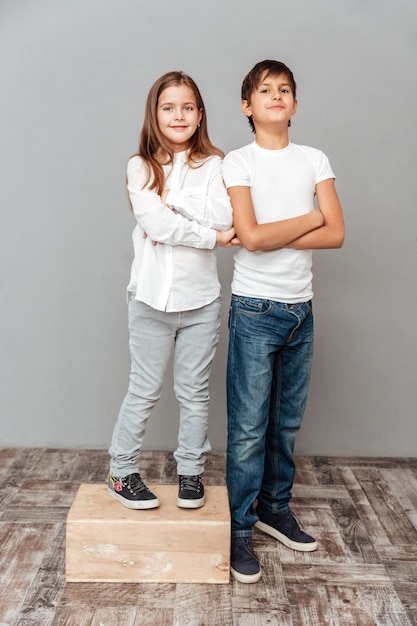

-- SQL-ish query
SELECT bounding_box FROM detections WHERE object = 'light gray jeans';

[109,294,222,477]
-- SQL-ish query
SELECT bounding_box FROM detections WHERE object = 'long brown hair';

[135,71,223,196]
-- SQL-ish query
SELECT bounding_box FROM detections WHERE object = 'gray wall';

[1,0,416,456]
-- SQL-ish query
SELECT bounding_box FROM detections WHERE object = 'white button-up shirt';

[127,152,233,312]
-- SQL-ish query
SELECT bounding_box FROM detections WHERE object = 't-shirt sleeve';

[222,151,251,188]
[316,150,335,184]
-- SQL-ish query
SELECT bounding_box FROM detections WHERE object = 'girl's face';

[157,84,202,152]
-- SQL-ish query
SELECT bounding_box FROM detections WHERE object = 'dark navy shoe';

[177,474,205,508]
[255,501,317,552]
[107,473,159,510]
[230,536,261,583]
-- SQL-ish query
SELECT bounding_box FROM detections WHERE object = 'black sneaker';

[107,473,159,510]
[230,536,261,583]
[177,474,205,508]
[255,501,317,552]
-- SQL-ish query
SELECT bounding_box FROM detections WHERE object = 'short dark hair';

[241,60,297,133]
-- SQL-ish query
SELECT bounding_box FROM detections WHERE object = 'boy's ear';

[241,100,251,117]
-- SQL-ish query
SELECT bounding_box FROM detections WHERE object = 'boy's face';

[242,71,297,130]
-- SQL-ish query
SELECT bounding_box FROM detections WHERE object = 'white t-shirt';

[222,141,335,303]
[127,152,232,312]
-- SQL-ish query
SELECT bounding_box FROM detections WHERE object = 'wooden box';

[66,484,230,584]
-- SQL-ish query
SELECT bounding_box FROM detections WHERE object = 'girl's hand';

[143,232,159,246]
[216,227,239,247]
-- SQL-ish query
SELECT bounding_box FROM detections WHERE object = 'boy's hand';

[314,209,325,228]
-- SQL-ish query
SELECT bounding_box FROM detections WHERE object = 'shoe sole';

[176,496,205,509]
[230,565,261,584]
[255,520,318,552]
[107,487,160,510]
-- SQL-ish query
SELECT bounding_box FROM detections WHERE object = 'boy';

[223,60,344,583]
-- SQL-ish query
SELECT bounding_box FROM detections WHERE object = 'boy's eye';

[260,88,269,94]
[280,88,289,93]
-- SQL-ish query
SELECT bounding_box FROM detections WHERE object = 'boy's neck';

[254,126,290,150]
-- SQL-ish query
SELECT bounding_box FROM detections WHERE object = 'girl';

[108,71,235,510]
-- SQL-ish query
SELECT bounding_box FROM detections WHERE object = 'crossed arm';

[128,157,235,248]
[227,178,344,252]
[161,160,233,232]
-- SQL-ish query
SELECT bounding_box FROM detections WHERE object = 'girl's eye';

[162,106,173,112]
[184,106,194,111]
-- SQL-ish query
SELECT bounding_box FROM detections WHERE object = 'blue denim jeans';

[226,295,314,537]
[109,295,221,477]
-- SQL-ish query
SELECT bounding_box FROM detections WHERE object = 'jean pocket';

[300,299,313,315]
[234,296,272,316]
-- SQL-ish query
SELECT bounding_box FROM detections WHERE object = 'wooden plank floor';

[1,449,416,625]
